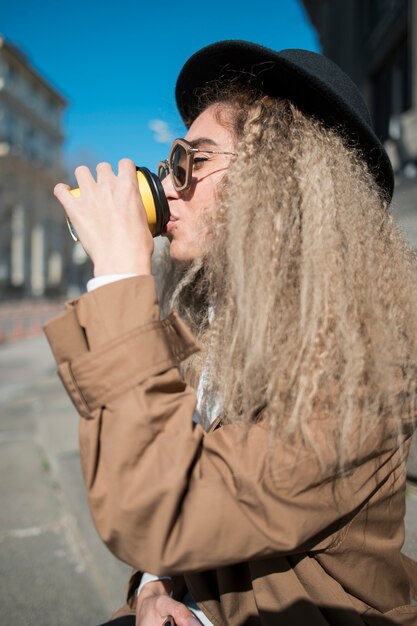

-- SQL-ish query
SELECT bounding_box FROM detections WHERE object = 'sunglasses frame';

[158,138,236,192]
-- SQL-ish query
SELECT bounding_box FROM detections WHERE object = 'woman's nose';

[161,173,179,199]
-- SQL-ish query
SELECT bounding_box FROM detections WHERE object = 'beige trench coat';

[43,275,417,625]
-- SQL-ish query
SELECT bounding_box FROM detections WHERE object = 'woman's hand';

[136,579,200,626]
[54,159,154,277]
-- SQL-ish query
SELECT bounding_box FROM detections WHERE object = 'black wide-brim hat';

[176,40,394,199]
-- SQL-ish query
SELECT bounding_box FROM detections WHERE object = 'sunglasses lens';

[171,143,187,189]
[158,163,168,181]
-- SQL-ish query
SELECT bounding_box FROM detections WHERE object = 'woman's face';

[161,105,236,262]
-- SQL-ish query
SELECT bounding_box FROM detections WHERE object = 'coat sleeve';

[43,275,405,575]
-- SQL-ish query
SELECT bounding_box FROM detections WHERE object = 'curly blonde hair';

[156,91,417,460]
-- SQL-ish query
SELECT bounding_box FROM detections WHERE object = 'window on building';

[4,111,17,146]
[26,80,39,109]
[368,0,406,29]
[47,96,57,118]
[24,127,37,160]
[5,59,18,83]
[371,35,412,142]
[43,139,54,167]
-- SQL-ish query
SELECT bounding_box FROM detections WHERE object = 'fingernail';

[185,618,200,626]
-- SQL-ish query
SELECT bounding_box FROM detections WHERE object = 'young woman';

[46,41,417,625]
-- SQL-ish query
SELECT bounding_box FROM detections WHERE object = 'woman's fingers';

[53,182,71,197]
[53,183,77,212]
[118,157,138,181]
[96,161,114,183]
[171,602,201,625]
[136,594,201,626]
[74,164,95,190]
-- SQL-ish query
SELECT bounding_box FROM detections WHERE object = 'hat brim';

[175,40,394,199]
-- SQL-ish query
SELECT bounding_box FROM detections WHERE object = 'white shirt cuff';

[136,572,173,597]
[86,273,139,292]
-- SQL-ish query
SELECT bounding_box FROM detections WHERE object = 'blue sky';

[0,0,319,176]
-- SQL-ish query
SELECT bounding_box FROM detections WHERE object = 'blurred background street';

[1,0,417,624]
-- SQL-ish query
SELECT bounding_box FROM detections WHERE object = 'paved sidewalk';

[0,298,66,344]
[0,335,130,626]
[1,334,417,625]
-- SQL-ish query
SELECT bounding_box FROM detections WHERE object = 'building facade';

[0,37,72,298]
[301,0,417,234]
[301,0,417,479]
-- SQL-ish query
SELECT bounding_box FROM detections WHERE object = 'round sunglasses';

[158,138,236,192]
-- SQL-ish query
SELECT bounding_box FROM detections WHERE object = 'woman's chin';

[169,240,199,263]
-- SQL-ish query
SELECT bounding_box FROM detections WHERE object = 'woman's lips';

[165,216,178,233]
